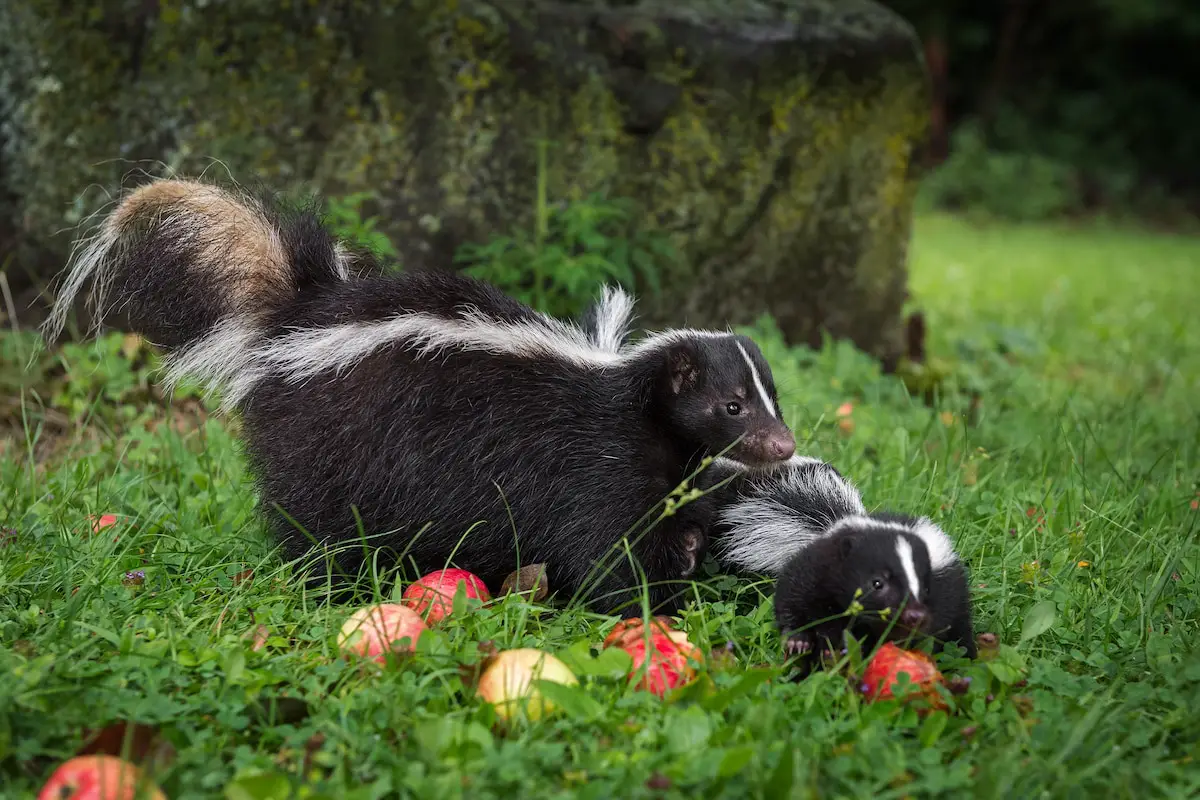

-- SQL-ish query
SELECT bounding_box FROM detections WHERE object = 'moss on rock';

[2,0,927,362]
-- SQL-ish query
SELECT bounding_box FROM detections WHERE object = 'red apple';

[37,754,166,800]
[401,569,491,624]
[604,617,703,697]
[860,642,948,710]
[602,615,679,650]
[89,514,119,534]
[476,648,578,723]
[337,603,427,664]
[622,633,704,697]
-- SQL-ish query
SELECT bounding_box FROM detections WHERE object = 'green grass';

[3,212,1200,799]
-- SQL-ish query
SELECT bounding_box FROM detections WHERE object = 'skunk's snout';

[768,429,796,460]
[899,604,931,632]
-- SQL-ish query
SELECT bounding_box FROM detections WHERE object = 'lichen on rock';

[2,0,928,364]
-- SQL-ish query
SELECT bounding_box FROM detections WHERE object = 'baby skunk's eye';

[870,578,884,592]
[725,402,742,416]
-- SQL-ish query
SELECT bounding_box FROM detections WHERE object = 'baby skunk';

[42,177,798,614]
[707,457,976,661]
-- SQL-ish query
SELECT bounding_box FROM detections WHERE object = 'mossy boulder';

[1,0,928,364]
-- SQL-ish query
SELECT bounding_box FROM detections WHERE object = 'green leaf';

[591,646,634,679]
[717,745,756,778]
[701,667,777,713]
[1019,600,1058,646]
[918,711,949,747]
[666,706,712,755]
[224,771,292,800]
[765,747,795,797]
[555,640,598,676]
[223,648,246,684]
[533,679,604,720]
[986,659,1025,684]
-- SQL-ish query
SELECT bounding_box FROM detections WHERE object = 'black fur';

[49,177,798,615]
[775,520,975,664]
[699,456,975,662]
[243,286,794,612]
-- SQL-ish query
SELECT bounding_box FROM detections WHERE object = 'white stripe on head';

[823,514,960,574]
[620,327,734,360]
[894,536,922,601]
[824,514,911,539]
[735,342,777,418]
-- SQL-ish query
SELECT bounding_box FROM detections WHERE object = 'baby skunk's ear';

[837,533,858,560]
[666,342,701,395]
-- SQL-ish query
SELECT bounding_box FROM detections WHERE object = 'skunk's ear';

[666,343,701,395]
[838,534,857,560]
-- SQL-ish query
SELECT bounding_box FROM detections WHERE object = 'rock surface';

[1,0,928,363]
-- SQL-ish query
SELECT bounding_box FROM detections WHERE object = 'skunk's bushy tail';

[42,177,357,401]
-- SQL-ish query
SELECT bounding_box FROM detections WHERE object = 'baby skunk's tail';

[41,177,356,404]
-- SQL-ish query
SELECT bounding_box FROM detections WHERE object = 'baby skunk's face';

[834,528,934,641]
[666,335,795,466]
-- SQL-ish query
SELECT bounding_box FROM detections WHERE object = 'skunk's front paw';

[678,526,706,578]
[784,631,816,658]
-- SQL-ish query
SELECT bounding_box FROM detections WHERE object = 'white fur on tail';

[43,179,293,346]
[713,457,868,575]
[41,222,125,343]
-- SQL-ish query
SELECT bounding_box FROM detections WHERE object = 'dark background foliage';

[885,0,1200,221]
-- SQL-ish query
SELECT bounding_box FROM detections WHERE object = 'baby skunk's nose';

[900,606,929,630]
[769,429,796,460]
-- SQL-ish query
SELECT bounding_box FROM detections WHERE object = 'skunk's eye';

[871,578,884,591]
[725,402,742,416]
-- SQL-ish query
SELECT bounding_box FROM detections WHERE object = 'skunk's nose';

[900,606,929,630]
[769,430,796,460]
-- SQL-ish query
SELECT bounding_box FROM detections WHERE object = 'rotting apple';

[621,632,704,697]
[401,569,491,625]
[37,754,166,800]
[859,642,948,711]
[604,617,704,697]
[476,648,578,723]
[602,616,679,650]
[337,603,427,664]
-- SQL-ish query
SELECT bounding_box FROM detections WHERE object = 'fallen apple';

[337,603,427,664]
[603,618,703,697]
[476,648,578,723]
[859,642,948,710]
[621,632,704,697]
[401,569,491,624]
[37,754,166,800]
[89,514,119,534]
[602,615,680,650]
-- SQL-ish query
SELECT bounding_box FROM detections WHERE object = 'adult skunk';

[42,177,798,613]
[706,456,976,661]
